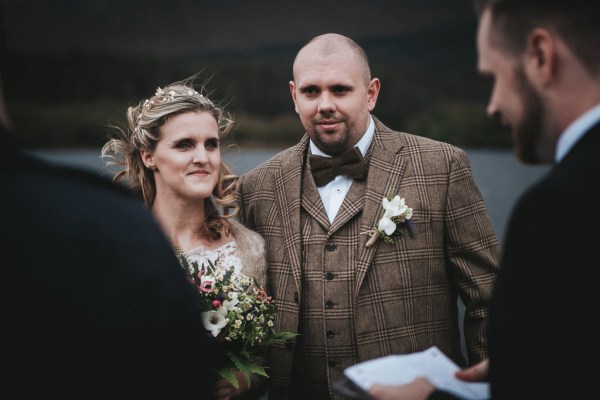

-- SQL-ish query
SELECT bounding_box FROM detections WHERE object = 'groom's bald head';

[292,33,372,85]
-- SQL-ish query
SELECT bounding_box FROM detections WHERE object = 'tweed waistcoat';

[289,155,368,399]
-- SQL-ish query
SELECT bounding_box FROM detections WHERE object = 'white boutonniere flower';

[365,195,414,247]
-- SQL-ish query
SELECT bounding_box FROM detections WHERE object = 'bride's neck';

[151,197,210,251]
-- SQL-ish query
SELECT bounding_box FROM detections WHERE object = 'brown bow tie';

[308,147,367,187]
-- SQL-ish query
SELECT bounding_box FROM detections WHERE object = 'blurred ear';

[366,78,381,112]
[524,28,556,86]
[289,80,299,113]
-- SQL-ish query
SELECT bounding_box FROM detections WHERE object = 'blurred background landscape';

[1,0,510,149]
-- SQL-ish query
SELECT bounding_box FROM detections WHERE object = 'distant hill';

[171,18,478,74]
[1,1,510,150]
[2,0,476,57]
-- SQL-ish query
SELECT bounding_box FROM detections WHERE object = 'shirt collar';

[555,103,600,162]
[310,115,375,157]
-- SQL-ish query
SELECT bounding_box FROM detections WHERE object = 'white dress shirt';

[555,103,600,163]
[309,116,375,223]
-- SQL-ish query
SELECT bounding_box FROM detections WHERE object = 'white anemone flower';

[223,292,240,311]
[202,307,228,337]
[382,195,408,218]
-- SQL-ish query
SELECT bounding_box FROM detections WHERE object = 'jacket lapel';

[301,162,331,231]
[355,118,408,293]
[274,136,309,294]
[330,178,366,233]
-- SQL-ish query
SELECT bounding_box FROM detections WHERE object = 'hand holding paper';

[342,347,490,400]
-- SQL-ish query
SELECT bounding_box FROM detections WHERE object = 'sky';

[2,0,477,57]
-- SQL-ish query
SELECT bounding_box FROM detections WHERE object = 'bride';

[102,79,267,399]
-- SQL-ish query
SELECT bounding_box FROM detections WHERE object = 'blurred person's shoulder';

[0,144,156,245]
[40,158,134,200]
[2,145,136,202]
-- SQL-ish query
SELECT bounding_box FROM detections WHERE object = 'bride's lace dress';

[180,220,267,288]
[183,240,245,280]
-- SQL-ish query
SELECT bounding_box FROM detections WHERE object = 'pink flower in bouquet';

[198,270,215,293]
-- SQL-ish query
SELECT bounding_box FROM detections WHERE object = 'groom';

[238,33,500,399]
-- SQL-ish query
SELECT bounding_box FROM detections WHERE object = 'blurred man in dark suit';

[0,148,216,399]
[0,12,215,398]
[369,0,600,399]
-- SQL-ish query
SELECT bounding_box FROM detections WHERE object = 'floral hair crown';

[142,86,201,111]
[135,86,205,132]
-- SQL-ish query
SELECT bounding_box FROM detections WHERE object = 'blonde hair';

[102,77,238,241]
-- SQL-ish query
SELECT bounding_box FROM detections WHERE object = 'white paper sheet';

[344,346,490,400]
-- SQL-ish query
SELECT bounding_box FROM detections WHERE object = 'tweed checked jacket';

[238,117,500,398]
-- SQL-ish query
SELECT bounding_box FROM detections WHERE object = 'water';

[32,147,549,244]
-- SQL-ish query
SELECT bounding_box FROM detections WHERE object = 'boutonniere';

[365,195,414,247]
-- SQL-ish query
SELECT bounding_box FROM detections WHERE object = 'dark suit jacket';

[487,122,600,399]
[0,131,215,399]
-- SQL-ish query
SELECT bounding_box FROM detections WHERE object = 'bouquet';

[179,254,296,389]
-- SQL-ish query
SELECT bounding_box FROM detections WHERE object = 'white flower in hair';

[155,87,164,95]
[143,99,154,110]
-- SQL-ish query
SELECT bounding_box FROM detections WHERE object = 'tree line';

[3,49,510,149]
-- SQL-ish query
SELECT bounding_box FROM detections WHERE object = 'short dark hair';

[474,0,600,76]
